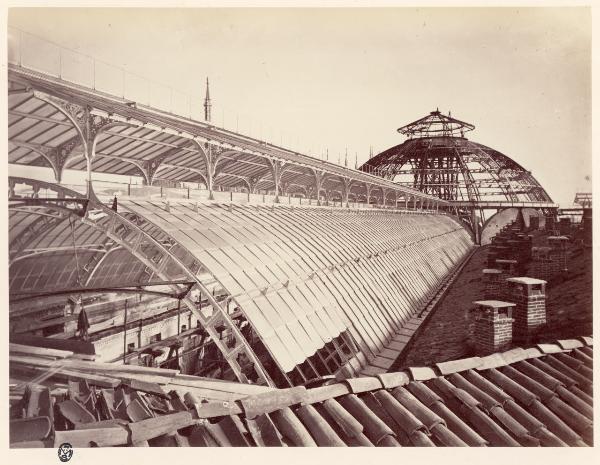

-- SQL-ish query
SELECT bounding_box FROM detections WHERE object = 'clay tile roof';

[9,337,593,447]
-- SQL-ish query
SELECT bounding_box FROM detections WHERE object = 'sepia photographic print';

[3,1,596,456]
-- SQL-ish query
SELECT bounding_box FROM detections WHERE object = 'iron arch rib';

[8,176,275,387]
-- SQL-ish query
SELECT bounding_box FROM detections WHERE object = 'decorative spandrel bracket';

[246,174,266,194]
[141,151,173,186]
[365,182,373,205]
[312,169,327,205]
[280,181,291,197]
[340,178,354,207]
[381,188,389,207]
[268,159,288,202]
[31,93,122,199]
[192,140,221,199]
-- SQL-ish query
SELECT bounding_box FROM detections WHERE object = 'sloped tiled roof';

[11,337,592,447]
[186,337,593,447]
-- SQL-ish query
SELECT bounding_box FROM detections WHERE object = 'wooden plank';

[9,343,73,359]
[54,426,129,447]
[126,379,169,398]
[170,386,244,402]
[190,399,244,419]
[9,355,179,378]
[128,411,195,444]
[240,387,307,418]
[10,363,120,388]
[114,372,176,385]
[167,376,274,395]
[74,419,129,430]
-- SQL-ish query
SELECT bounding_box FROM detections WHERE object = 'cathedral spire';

[204,77,212,122]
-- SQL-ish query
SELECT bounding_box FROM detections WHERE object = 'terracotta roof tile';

[296,403,345,446]
[376,372,410,389]
[270,406,316,446]
[537,343,564,354]
[431,377,521,446]
[343,376,383,394]
[554,353,593,381]
[528,358,578,389]
[436,356,482,375]
[465,369,565,445]
[372,389,434,446]
[572,348,593,368]
[338,393,398,446]
[391,386,443,431]
[407,381,487,446]
[557,339,585,350]
[476,353,508,370]
[407,366,438,381]
[500,347,530,364]
[544,355,593,396]
[450,373,540,446]
[321,398,369,444]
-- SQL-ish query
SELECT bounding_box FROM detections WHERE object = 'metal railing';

[8,26,205,120]
[7,26,381,167]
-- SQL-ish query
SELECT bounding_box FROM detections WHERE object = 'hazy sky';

[8,7,591,205]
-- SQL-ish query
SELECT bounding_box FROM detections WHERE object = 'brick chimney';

[530,246,554,280]
[494,259,518,298]
[491,245,512,262]
[559,217,572,236]
[545,215,558,235]
[529,215,540,231]
[473,300,515,354]
[547,236,568,272]
[482,269,503,300]
[495,259,517,275]
[486,250,499,268]
[506,277,547,343]
[582,208,592,247]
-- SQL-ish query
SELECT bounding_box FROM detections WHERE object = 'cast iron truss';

[8,64,446,211]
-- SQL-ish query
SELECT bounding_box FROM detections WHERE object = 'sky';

[7,6,591,206]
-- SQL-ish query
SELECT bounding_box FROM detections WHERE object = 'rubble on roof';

[9,337,593,447]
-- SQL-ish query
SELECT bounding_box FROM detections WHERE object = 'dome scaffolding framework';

[360,111,555,241]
